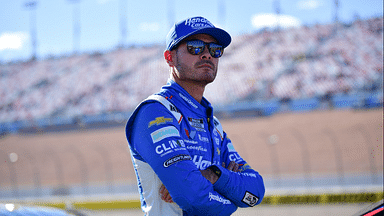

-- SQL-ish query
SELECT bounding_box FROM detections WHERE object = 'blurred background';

[0,0,383,215]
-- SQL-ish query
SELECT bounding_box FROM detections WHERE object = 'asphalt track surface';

[80,203,372,216]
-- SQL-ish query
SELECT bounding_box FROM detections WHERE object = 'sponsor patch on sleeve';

[148,116,173,128]
[227,142,236,152]
[242,191,259,207]
[163,154,192,167]
[151,126,180,143]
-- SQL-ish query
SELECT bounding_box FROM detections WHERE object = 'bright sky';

[0,0,382,63]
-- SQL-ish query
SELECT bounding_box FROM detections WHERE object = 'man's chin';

[190,77,215,86]
[201,71,216,83]
[200,78,215,86]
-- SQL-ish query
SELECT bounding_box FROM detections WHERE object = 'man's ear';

[164,50,175,66]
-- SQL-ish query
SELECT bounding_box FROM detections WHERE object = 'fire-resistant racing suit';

[125,79,265,215]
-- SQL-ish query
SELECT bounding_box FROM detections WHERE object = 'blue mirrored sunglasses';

[186,40,224,58]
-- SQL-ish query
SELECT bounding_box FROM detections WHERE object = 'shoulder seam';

[145,95,183,124]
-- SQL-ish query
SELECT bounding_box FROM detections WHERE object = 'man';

[125,16,265,215]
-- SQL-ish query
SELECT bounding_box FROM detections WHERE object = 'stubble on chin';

[175,62,217,85]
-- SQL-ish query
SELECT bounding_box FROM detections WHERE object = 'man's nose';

[200,45,211,59]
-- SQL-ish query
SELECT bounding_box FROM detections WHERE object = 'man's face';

[172,34,220,86]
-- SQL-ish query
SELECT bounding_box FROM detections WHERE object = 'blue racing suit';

[125,79,265,215]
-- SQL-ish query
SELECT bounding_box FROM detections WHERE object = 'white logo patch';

[242,191,259,207]
[188,117,205,132]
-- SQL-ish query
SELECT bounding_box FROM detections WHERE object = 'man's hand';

[160,161,241,203]
[224,161,240,173]
[159,184,174,203]
[159,169,218,203]
[200,169,219,184]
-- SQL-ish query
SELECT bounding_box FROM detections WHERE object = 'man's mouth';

[197,61,214,70]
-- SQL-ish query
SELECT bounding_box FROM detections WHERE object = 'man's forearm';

[201,161,240,184]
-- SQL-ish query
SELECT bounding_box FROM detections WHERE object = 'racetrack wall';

[0,109,382,198]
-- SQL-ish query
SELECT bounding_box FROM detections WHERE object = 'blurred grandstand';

[0,16,382,134]
[0,15,383,215]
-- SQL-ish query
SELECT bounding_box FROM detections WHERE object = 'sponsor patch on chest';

[187,117,206,132]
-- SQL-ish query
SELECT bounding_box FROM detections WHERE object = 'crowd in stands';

[0,17,382,123]
[207,17,382,103]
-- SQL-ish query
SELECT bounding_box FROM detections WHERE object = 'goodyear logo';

[148,117,173,128]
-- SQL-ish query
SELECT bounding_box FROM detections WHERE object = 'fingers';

[227,161,235,171]
[233,162,239,172]
[163,192,173,203]
[159,184,174,203]
[225,161,240,172]
[159,184,165,193]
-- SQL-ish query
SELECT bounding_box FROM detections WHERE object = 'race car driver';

[125,16,265,215]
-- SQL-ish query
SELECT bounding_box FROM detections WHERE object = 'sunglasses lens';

[209,43,223,58]
[187,40,205,55]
